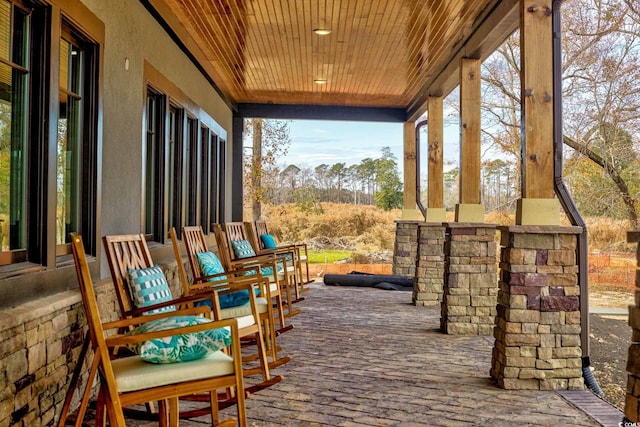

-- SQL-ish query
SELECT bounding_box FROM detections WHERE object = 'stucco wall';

[81,0,233,277]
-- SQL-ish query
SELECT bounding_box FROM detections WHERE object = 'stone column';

[491,225,584,390]
[625,231,640,421]
[441,223,497,335]
[393,220,419,277]
[414,223,446,306]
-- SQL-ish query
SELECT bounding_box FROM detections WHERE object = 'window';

[185,116,198,226]
[167,104,184,238]
[0,1,100,270]
[199,127,210,232]
[144,87,165,243]
[0,1,30,264]
[142,63,227,242]
[217,138,226,223]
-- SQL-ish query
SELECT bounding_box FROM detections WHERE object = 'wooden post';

[456,58,484,222]
[402,121,421,220]
[517,0,559,225]
[426,96,445,222]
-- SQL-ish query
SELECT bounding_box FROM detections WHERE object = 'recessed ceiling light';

[314,79,328,85]
[313,28,332,36]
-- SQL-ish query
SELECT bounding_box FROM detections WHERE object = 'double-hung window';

[0,0,30,264]
[56,23,99,255]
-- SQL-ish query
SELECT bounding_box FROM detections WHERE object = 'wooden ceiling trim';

[247,0,279,93]
[178,0,246,98]
[407,0,519,120]
[142,0,236,107]
[359,0,395,98]
[404,1,453,99]
[153,0,514,111]
[368,0,404,98]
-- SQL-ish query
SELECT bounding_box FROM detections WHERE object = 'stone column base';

[414,223,446,306]
[441,223,497,335]
[490,225,584,390]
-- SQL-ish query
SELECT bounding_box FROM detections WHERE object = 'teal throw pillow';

[196,251,227,281]
[260,234,277,249]
[196,252,260,308]
[231,239,256,259]
[126,315,232,363]
[127,265,176,314]
[196,251,247,309]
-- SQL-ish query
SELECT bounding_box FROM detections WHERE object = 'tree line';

[243,120,402,216]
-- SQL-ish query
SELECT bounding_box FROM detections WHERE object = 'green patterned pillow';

[126,315,232,363]
[231,239,256,259]
[127,265,176,314]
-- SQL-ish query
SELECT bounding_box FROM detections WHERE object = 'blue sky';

[282,119,461,172]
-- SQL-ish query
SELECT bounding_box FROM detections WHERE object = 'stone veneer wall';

[490,225,584,391]
[0,261,182,427]
[413,223,446,306]
[393,221,419,277]
[625,231,640,421]
[441,223,497,335]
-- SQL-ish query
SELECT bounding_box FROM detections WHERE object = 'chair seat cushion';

[112,350,234,393]
[219,297,268,320]
[127,265,176,314]
[126,315,231,364]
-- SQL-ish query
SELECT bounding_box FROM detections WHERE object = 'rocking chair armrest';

[104,304,214,330]
[105,317,240,348]
[125,291,219,318]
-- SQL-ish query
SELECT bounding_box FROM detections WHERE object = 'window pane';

[144,89,164,242]
[0,61,28,252]
[144,93,157,236]
[185,117,197,225]
[199,128,209,232]
[168,106,183,236]
[56,38,83,246]
[12,5,29,68]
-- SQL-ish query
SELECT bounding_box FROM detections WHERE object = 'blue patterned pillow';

[196,251,254,309]
[231,239,256,259]
[260,234,277,249]
[127,265,176,314]
[126,315,232,363]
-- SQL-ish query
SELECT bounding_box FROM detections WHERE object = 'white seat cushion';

[299,255,307,262]
[112,351,234,393]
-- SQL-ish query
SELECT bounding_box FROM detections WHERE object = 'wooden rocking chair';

[70,234,247,427]
[102,233,279,416]
[171,226,291,369]
[250,219,312,291]
[214,223,302,318]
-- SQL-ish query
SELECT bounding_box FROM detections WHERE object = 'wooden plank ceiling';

[153,0,507,111]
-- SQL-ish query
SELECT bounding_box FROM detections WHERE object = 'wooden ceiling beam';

[406,0,519,121]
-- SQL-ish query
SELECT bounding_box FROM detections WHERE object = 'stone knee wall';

[490,226,584,391]
[393,221,419,277]
[0,261,182,427]
[441,223,497,335]
[413,223,446,307]
[625,231,640,421]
